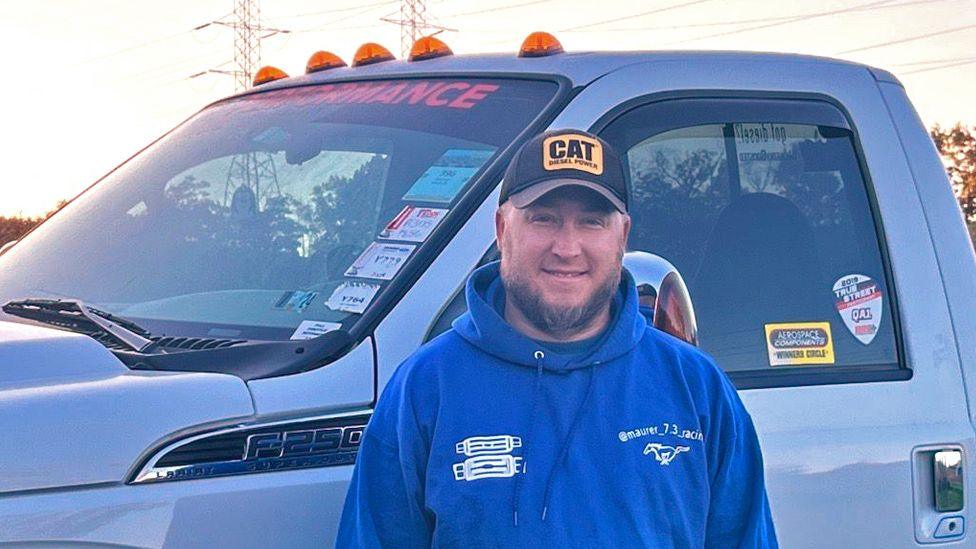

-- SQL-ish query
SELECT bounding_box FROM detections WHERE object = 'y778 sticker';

[345,242,416,280]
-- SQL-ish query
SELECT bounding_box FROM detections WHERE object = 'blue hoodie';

[336,262,777,548]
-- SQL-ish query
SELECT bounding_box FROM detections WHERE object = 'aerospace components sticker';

[764,322,836,367]
[404,149,495,203]
[379,206,447,242]
[345,242,416,280]
[543,133,604,175]
[832,274,883,344]
[290,320,341,340]
[326,281,381,314]
[274,290,317,313]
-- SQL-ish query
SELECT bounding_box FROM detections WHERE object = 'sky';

[0,0,973,217]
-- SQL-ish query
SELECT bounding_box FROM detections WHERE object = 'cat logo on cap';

[543,134,603,175]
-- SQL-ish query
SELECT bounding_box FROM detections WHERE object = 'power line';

[902,58,976,75]
[560,0,718,32]
[79,11,233,65]
[560,0,955,33]
[291,1,399,33]
[836,23,976,54]
[439,0,557,18]
[666,0,898,45]
[894,55,976,66]
[265,0,399,22]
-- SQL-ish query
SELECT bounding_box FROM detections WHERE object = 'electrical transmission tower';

[382,0,453,58]
[190,0,288,211]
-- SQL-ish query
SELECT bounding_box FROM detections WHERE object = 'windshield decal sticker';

[274,290,318,313]
[404,149,495,203]
[229,81,502,112]
[345,242,415,280]
[764,322,835,367]
[832,274,882,345]
[379,206,447,242]
[290,320,342,340]
[326,281,381,314]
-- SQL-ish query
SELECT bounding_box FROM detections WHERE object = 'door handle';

[913,445,966,543]
[934,449,964,513]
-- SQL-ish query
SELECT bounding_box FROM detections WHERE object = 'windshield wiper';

[1,298,357,381]
[2,298,154,352]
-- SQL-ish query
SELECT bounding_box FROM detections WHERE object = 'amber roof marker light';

[409,36,453,62]
[352,42,396,67]
[253,66,289,86]
[306,51,347,74]
[518,31,564,58]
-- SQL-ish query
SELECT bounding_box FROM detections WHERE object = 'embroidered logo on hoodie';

[453,435,524,481]
[643,443,690,466]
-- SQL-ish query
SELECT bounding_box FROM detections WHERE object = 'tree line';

[1,126,974,248]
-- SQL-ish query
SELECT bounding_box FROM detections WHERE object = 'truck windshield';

[0,78,558,342]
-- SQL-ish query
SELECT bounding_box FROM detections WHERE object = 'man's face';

[496,186,631,337]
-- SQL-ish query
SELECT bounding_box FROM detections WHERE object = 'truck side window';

[600,98,900,377]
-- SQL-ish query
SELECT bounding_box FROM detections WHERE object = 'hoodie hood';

[452,261,646,371]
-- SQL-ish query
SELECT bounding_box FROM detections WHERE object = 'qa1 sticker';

[326,281,381,314]
[832,274,883,345]
[345,242,416,280]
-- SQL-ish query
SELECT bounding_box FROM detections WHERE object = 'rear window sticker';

[832,274,883,345]
[345,242,416,280]
[403,149,495,203]
[274,290,318,313]
[733,123,818,162]
[290,320,342,340]
[764,322,836,367]
[326,281,381,314]
[379,206,448,242]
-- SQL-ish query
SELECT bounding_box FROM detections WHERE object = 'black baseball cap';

[499,129,628,213]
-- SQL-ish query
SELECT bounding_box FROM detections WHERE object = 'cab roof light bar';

[409,36,453,62]
[352,42,395,67]
[306,51,347,73]
[253,65,289,86]
[519,31,564,58]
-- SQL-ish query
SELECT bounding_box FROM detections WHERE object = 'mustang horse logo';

[643,443,690,465]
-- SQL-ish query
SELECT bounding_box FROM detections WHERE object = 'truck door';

[555,58,975,547]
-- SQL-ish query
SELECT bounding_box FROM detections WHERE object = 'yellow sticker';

[542,134,603,175]
[764,322,835,367]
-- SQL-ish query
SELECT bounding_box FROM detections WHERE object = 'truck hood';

[0,321,254,494]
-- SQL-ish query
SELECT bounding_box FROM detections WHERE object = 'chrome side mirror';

[623,251,699,346]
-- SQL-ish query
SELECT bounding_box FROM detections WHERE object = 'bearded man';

[336,129,778,548]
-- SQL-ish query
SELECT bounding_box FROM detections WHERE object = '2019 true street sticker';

[832,274,883,345]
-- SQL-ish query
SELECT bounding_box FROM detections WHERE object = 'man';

[336,129,778,548]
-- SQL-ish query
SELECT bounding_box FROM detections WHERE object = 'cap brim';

[508,178,626,213]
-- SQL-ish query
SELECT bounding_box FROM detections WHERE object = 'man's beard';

[501,258,622,338]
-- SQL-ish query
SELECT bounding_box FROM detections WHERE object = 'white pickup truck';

[0,35,974,547]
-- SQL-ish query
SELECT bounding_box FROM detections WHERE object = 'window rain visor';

[0,78,558,342]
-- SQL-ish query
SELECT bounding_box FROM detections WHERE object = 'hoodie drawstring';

[513,349,546,527]
[540,362,597,522]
